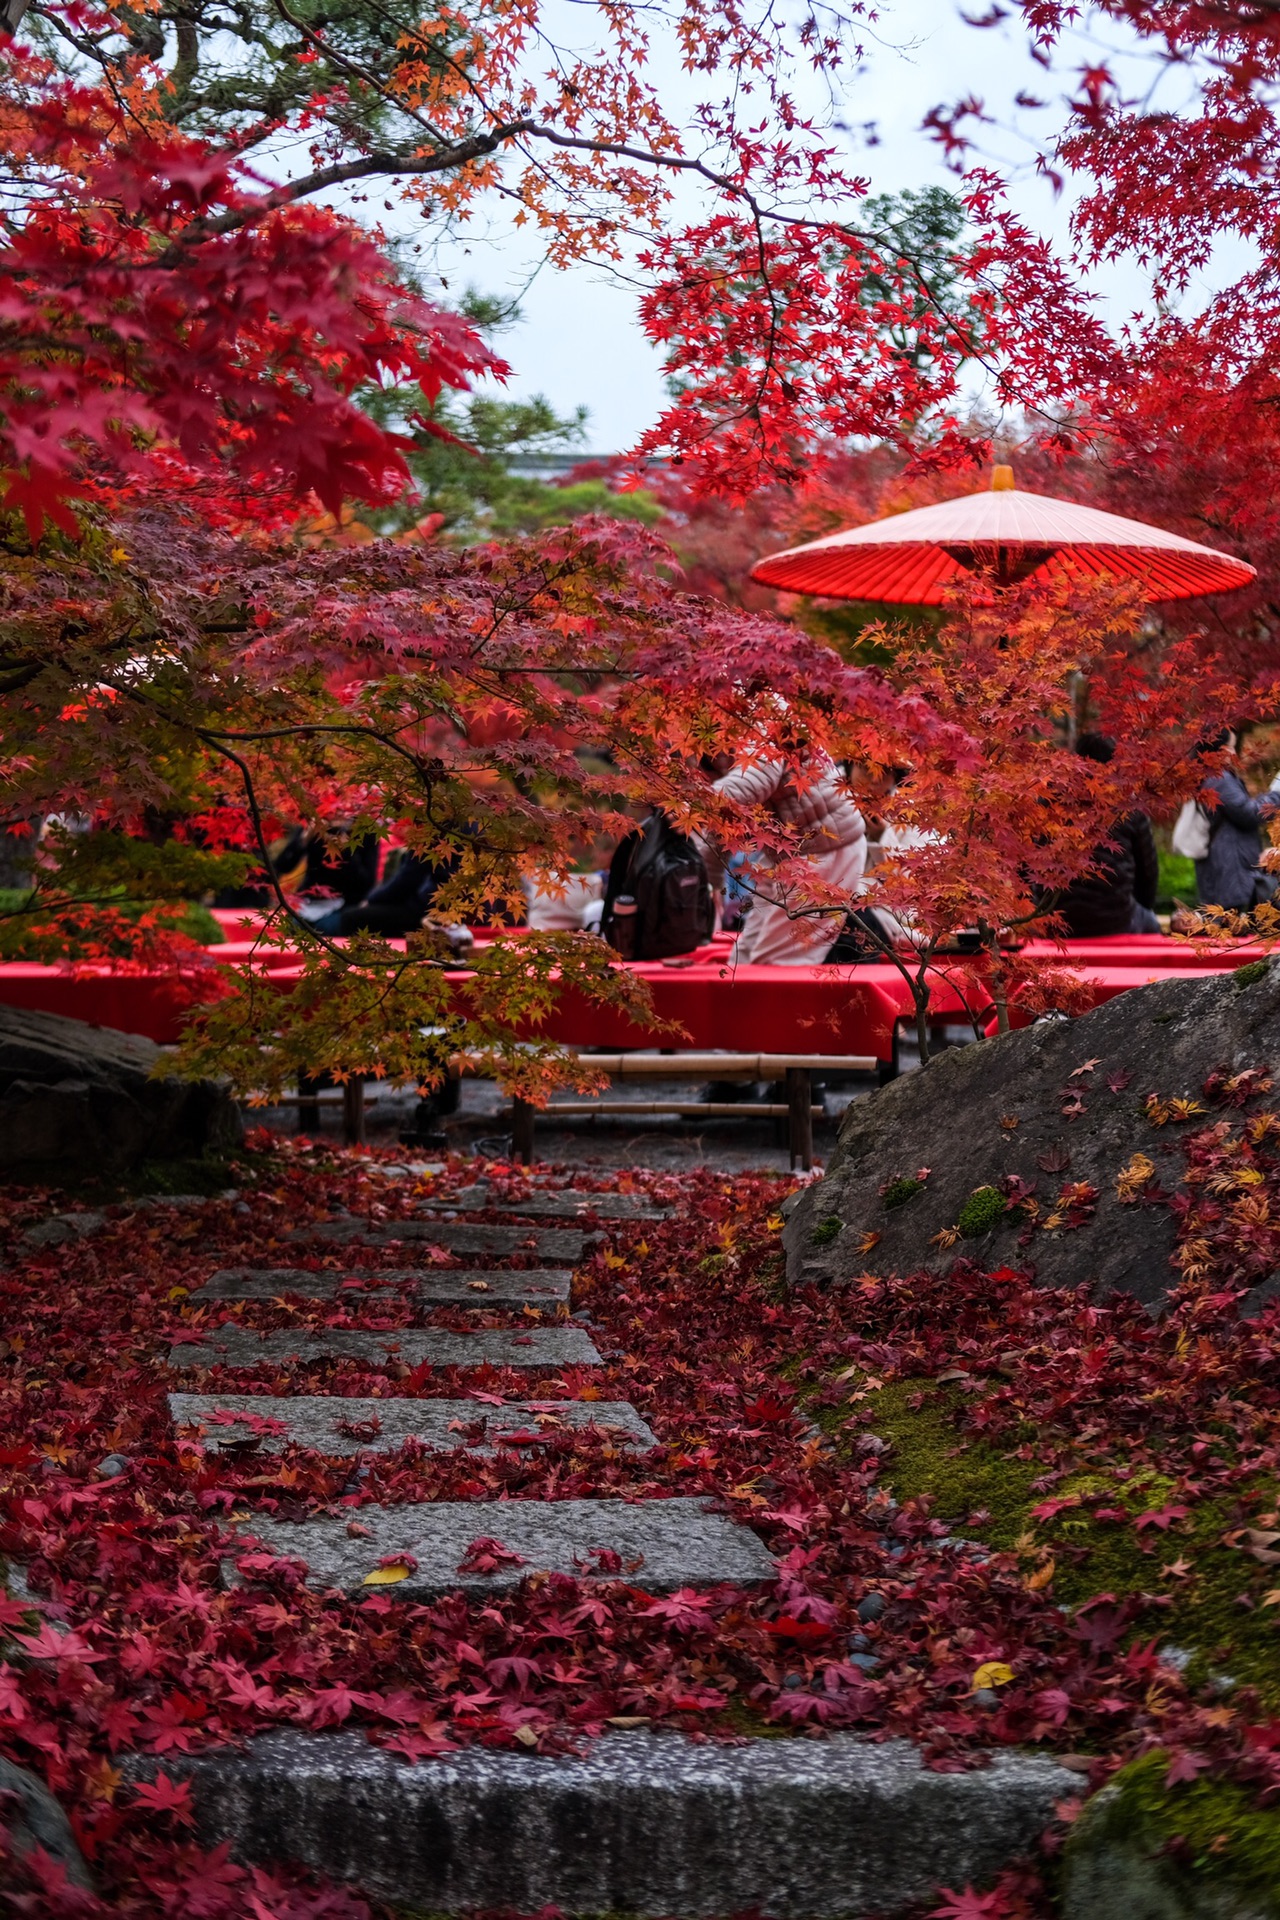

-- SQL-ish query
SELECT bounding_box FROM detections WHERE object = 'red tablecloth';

[0,935,1260,1061]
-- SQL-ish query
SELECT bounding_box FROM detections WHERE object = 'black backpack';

[600,812,715,960]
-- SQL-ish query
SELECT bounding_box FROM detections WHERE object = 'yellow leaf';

[602,1251,626,1270]
[635,1240,649,1257]
[972,1661,1015,1691]
[362,1562,411,1585]
[766,1214,784,1232]
[1024,1559,1056,1592]
[513,1723,539,1748]
[1262,1590,1280,1607]
[855,1230,881,1255]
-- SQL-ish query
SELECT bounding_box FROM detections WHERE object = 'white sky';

[414,0,1225,452]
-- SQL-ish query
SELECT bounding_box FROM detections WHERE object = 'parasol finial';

[991,464,1016,491]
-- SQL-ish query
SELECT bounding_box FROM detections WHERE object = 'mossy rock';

[783,966,1280,1311]
[851,1381,1280,1700]
[1063,1753,1280,1919]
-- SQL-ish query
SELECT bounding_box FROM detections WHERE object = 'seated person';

[1047,732,1161,937]
[311,849,458,939]
[709,749,867,966]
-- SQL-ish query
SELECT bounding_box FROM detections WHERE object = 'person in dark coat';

[1195,728,1280,910]
[1052,733,1161,936]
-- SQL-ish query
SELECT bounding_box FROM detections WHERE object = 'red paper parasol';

[750,466,1256,606]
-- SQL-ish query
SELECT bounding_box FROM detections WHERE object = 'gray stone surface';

[232,1496,774,1595]
[140,1728,1069,1916]
[784,964,1280,1310]
[170,1327,600,1371]
[0,1004,241,1177]
[0,1754,94,1890]
[191,1267,572,1305]
[1062,1784,1267,1920]
[20,1209,106,1249]
[170,1392,658,1454]
[443,1185,670,1220]
[289,1219,589,1262]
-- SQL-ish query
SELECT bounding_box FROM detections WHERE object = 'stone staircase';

[147,1173,1070,1914]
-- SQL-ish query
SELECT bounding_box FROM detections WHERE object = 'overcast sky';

[422,0,1211,452]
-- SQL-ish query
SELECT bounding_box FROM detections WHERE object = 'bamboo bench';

[278,1051,876,1171]
[510,1052,876,1171]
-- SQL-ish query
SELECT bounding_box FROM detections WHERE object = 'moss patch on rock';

[851,1379,1280,1702]
[882,1176,925,1211]
[1066,1750,1280,1919]
[956,1185,1008,1238]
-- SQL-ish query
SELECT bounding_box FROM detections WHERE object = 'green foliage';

[356,333,660,543]
[1157,847,1197,912]
[956,1185,1008,1238]
[1071,1751,1280,1914]
[882,1175,924,1210]
[810,1215,844,1245]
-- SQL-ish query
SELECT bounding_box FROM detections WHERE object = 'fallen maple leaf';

[362,1554,418,1585]
[972,1661,1015,1691]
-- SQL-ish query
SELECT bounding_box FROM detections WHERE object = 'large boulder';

[784,961,1280,1312]
[0,1004,240,1178]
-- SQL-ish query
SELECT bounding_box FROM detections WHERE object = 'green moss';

[1235,958,1270,988]
[956,1185,1008,1238]
[859,1380,1040,1552]
[1071,1750,1280,1915]
[856,1381,1280,1701]
[810,1215,843,1246]
[882,1177,924,1211]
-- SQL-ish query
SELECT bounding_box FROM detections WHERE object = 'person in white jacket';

[710,750,868,965]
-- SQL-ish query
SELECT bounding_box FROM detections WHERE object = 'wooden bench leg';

[512,1096,535,1166]
[342,1076,366,1146]
[298,1073,321,1134]
[787,1067,813,1172]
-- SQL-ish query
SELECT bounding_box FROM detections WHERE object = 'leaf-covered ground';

[4,1097,1280,1915]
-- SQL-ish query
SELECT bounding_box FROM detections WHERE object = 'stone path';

[173,1179,772,1598]
[170,1392,658,1454]
[287,1220,590,1260]
[238,1497,775,1598]
[441,1185,671,1220]
[170,1326,600,1370]
[191,1267,572,1304]
[148,1168,1075,1912]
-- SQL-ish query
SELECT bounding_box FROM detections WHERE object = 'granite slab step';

[288,1221,588,1262]
[170,1393,657,1454]
[169,1327,600,1371]
[135,1727,1072,1917]
[232,1496,774,1597]
[441,1185,670,1221]
[190,1268,572,1305]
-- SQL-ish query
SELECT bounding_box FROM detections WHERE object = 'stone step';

[288,1221,589,1263]
[440,1185,669,1221]
[190,1268,572,1305]
[170,1393,657,1454]
[231,1496,774,1596]
[169,1327,600,1371]
[135,1727,1071,1917]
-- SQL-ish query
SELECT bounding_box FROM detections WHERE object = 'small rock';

[847,1633,871,1652]
[848,1652,881,1674]
[0,1756,93,1889]
[857,1593,886,1622]
[973,1688,1000,1712]
[21,1211,105,1250]
[96,1454,129,1478]
[783,1673,805,1689]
